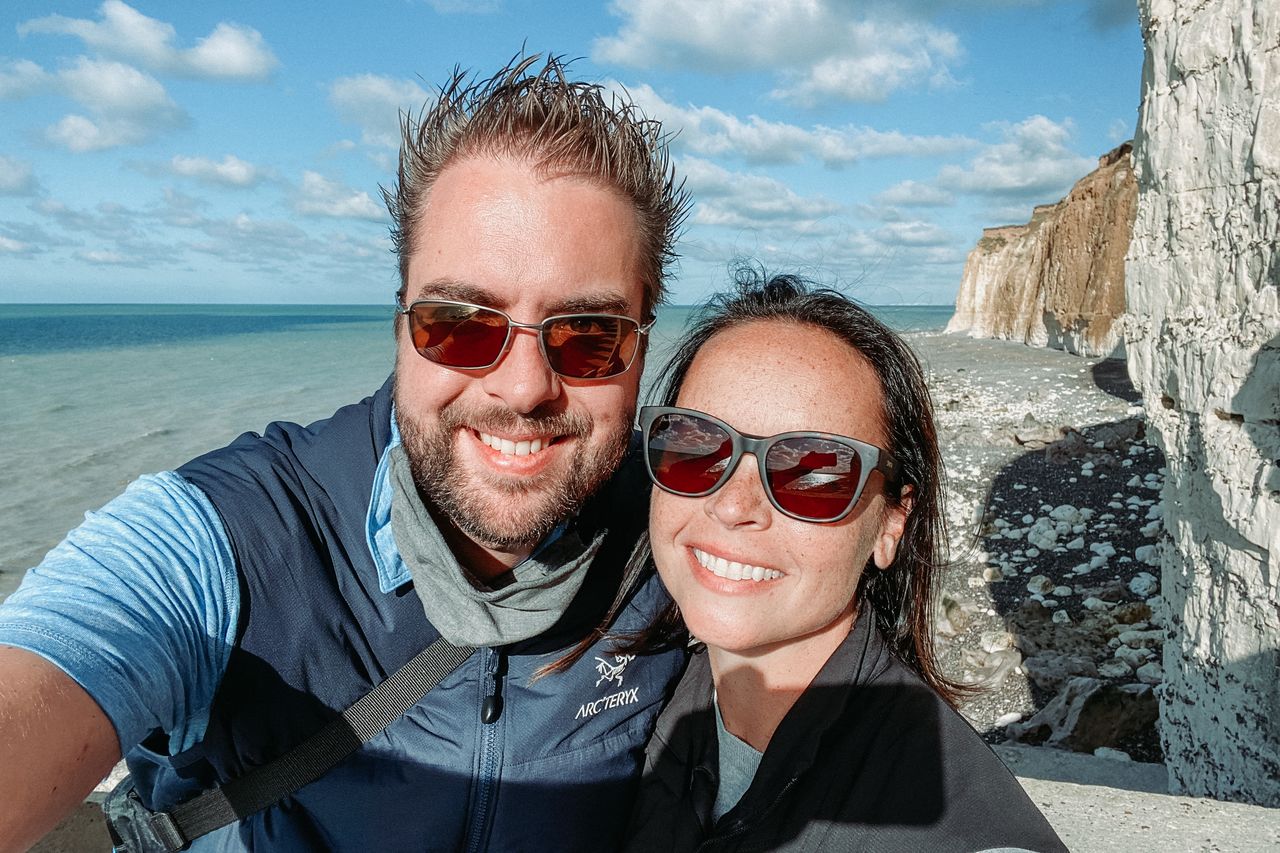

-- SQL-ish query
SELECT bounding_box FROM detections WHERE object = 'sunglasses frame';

[639,405,900,523]
[398,298,654,380]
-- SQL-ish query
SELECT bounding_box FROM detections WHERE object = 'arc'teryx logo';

[575,654,640,720]
[594,653,635,687]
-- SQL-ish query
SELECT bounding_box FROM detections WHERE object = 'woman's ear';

[873,485,915,570]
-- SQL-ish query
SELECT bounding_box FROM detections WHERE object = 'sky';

[0,0,1143,306]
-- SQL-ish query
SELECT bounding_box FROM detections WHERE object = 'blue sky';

[0,1,1142,305]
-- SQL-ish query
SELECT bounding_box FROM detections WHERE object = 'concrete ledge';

[994,743,1169,793]
[995,745,1280,852]
[30,803,108,853]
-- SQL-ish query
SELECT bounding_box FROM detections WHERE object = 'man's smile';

[476,430,560,457]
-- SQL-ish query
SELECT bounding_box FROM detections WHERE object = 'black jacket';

[625,610,1067,852]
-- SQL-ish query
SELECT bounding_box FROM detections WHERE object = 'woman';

[624,272,1065,852]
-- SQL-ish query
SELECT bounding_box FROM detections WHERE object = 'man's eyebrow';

[411,280,498,306]
[410,281,636,317]
[547,293,634,316]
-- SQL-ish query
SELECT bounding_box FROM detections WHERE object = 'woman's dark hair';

[544,268,967,706]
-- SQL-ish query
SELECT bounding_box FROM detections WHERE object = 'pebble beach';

[909,332,1168,762]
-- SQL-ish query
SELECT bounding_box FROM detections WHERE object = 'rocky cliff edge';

[947,143,1136,358]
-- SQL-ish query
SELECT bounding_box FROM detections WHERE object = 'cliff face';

[948,143,1136,357]
[1126,0,1280,806]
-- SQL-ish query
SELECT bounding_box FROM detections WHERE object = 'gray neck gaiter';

[387,443,602,648]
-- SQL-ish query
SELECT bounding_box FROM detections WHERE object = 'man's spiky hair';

[383,54,690,315]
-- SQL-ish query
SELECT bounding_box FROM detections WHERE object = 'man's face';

[394,155,647,562]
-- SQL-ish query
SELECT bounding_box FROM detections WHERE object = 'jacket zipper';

[697,775,800,851]
[465,647,507,853]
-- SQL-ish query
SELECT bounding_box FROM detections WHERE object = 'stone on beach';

[1128,571,1159,597]
[1006,678,1159,753]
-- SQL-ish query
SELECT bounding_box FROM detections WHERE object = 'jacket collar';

[655,605,894,831]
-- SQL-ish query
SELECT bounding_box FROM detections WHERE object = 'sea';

[0,302,952,599]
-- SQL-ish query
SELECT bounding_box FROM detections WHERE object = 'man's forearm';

[0,647,120,853]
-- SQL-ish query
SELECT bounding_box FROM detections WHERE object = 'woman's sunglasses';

[639,406,899,523]
[399,299,652,380]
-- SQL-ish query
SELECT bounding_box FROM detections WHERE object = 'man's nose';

[479,326,561,414]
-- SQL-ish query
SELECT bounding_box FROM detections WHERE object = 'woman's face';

[649,319,909,660]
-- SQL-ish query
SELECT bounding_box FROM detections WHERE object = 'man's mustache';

[439,403,593,440]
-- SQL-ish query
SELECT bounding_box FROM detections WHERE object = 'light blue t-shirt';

[0,471,237,754]
[0,410,567,758]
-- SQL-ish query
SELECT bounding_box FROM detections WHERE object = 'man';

[0,55,690,852]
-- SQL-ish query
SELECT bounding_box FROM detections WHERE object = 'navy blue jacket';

[124,379,684,851]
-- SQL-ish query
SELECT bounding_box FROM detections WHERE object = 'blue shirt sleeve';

[0,471,239,756]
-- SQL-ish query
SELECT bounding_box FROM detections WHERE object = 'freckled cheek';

[789,531,867,594]
[649,491,692,579]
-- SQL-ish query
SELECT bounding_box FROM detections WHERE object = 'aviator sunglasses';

[639,406,900,523]
[399,299,653,380]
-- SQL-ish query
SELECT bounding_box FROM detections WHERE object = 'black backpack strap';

[106,637,475,852]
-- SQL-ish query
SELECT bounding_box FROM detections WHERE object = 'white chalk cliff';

[947,143,1136,357]
[1126,0,1280,806]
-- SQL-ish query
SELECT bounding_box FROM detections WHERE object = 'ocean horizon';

[0,302,952,598]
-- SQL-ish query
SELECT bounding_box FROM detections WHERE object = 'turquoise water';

[0,303,951,597]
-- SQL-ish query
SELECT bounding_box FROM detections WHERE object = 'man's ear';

[873,485,914,570]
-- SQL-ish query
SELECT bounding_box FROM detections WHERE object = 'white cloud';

[156,187,209,227]
[595,0,962,106]
[76,248,134,265]
[330,74,431,149]
[681,157,842,235]
[773,21,961,106]
[0,156,39,195]
[936,115,1096,200]
[47,114,128,151]
[182,23,277,80]
[294,171,386,221]
[35,57,187,151]
[872,220,955,247]
[623,83,974,167]
[0,221,69,257]
[169,154,262,187]
[190,213,321,275]
[18,1,278,81]
[873,180,955,207]
[35,197,144,243]
[58,57,179,116]
[0,59,51,98]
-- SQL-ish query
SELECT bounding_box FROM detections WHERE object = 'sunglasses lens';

[646,412,734,495]
[765,437,862,521]
[543,316,640,379]
[408,302,508,368]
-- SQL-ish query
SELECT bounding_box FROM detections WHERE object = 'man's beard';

[394,393,632,551]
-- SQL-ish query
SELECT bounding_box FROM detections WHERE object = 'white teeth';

[479,432,550,457]
[691,548,782,583]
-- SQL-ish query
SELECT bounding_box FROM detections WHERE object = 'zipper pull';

[482,649,507,724]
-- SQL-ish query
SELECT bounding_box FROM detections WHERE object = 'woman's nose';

[705,454,773,530]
